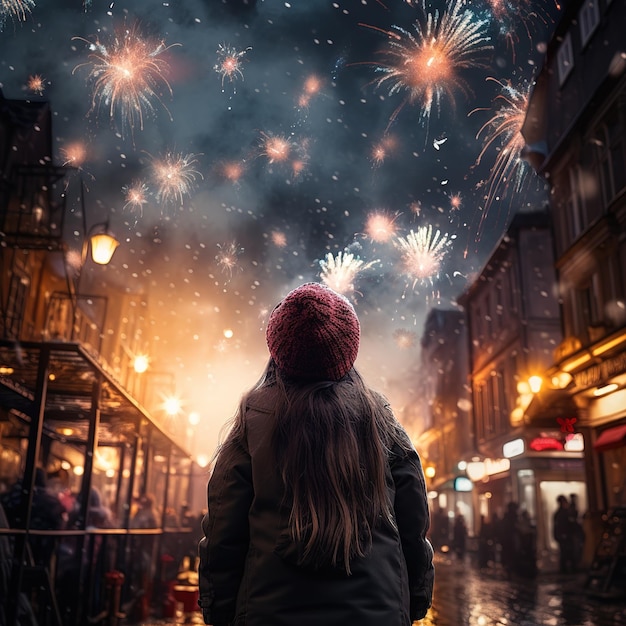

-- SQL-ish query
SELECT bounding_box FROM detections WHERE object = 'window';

[557,32,574,85]
[6,270,28,339]
[579,0,600,46]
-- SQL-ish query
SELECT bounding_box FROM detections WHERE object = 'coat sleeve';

[198,433,253,626]
[390,437,434,622]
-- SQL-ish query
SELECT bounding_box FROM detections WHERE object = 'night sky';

[0,0,562,458]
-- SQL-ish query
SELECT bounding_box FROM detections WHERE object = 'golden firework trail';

[1,0,35,25]
[473,78,532,236]
[319,251,378,294]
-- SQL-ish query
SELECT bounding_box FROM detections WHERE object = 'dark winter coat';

[198,386,434,626]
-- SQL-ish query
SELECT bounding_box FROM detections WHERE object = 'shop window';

[557,32,574,86]
[579,0,600,47]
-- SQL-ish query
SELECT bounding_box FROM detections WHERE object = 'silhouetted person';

[554,494,575,573]
[500,502,519,578]
[516,510,537,578]
[452,513,467,561]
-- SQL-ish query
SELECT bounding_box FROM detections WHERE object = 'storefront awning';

[523,388,578,427]
[594,424,626,452]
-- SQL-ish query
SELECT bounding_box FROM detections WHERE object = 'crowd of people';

[429,495,584,579]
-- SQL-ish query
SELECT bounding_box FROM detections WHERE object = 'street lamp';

[87,222,119,265]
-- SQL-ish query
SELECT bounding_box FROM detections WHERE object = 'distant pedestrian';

[500,502,519,578]
[569,494,585,570]
[452,513,467,561]
[516,510,537,578]
[554,494,575,573]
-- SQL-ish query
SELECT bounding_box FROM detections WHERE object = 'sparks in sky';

[219,160,245,184]
[151,152,202,206]
[123,181,150,215]
[214,44,251,88]
[0,0,34,26]
[365,211,399,243]
[259,132,293,164]
[270,230,288,248]
[216,242,244,277]
[60,142,87,168]
[484,0,554,55]
[449,192,462,210]
[26,74,45,95]
[297,74,323,108]
[370,135,397,168]
[395,225,454,287]
[367,0,491,128]
[319,251,378,295]
[393,328,417,349]
[72,25,179,136]
[472,78,531,235]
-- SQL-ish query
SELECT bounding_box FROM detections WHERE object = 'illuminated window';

[557,33,574,86]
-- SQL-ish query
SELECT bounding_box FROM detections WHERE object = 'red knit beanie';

[266,282,360,381]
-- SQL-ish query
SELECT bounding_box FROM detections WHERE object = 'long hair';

[218,359,413,574]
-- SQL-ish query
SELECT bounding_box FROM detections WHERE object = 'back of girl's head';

[265,282,360,382]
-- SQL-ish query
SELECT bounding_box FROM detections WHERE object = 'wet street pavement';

[137,552,626,626]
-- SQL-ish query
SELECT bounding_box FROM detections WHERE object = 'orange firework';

[151,152,202,205]
[449,193,462,210]
[365,211,399,243]
[26,74,45,95]
[368,0,491,127]
[393,328,417,349]
[220,160,245,183]
[1,0,34,23]
[259,132,293,164]
[60,142,88,168]
[473,79,530,232]
[214,44,251,87]
[370,135,397,167]
[298,74,322,108]
[72,25,179,135]
[270,230,287,247]
[395,225,454,286]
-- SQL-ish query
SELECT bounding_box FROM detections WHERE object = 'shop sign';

[573,351,626,390]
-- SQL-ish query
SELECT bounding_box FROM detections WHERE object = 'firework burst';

[393,328,417,349]
[1,0,34,25]
[72,25,179,136]
[367,0,491,128]
[26,74,45,95]
[472,79,531,233]
[319,251,379,294]
[394,225,454,287]
[259,132,293,164]
[297,75,322,108]
[151,152,202,206]
[365,211,399,243]
[216,242,244,277]
[123,181,150,215]
[60,142,88,169]
[214,43,251,88]
[484,0,552,55]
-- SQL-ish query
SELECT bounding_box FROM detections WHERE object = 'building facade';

[415,308,473,538]
[458,210,585,566]
[522,0,626,563]
[0,91,200,625]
